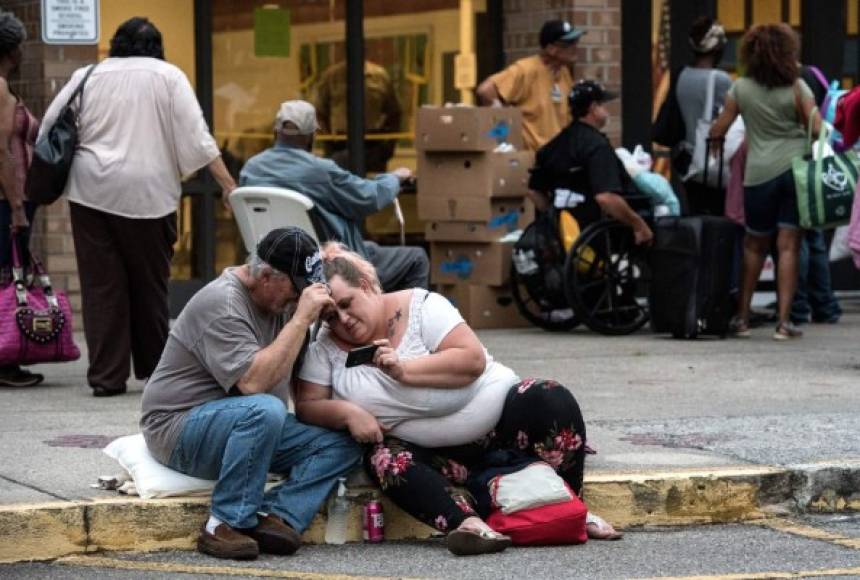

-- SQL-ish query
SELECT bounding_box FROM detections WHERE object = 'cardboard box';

[425,199,534,242]
[416,106,523,151]
[417,195,531,223]
[437,284,530,329]
[430,242,511,286]
[417,150,533,198]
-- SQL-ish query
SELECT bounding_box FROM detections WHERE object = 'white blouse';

[39,57,220,219]
[299,290,520,447]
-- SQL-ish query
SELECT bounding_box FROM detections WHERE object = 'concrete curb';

[2,463,858,564]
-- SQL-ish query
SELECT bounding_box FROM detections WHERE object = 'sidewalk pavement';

[2,298,860,563]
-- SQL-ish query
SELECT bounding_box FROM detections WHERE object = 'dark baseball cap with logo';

[539,19,585,48]
[256,227,324,293]
[568,79,619,117]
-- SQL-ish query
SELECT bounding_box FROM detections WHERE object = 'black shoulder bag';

[652,68,686,148]
[25,64,97,205]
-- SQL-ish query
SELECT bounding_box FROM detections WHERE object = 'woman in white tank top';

[296,243,621,555]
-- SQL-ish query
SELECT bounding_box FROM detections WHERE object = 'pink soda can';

[363,499,385,543]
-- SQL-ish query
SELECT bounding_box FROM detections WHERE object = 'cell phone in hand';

[345,344,379,368]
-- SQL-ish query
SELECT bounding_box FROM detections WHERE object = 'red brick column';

[500,0,623,144]
[6,0,97,315]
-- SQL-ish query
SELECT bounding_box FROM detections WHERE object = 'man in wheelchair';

[513,80,653,335]
[527,80,653,246]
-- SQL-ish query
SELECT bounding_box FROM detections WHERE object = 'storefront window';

[211,0,473,264]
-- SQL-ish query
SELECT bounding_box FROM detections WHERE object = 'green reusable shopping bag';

[792,112,859,229]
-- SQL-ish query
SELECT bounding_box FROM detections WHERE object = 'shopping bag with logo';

[793,114,859,229]
[0,235,80,366]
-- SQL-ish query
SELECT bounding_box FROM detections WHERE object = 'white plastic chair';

[229,186,319,253]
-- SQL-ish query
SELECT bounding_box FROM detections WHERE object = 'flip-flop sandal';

[446,527,512,556]
[586,512,623,541]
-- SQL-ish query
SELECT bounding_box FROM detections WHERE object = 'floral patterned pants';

[363,378,586,534]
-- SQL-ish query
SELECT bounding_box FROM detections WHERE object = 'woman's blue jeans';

[167,394,361,532]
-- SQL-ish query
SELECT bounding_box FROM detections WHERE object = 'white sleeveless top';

[298,290,519,447]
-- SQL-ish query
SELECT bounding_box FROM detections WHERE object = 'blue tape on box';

[487,211,520,231]
[440,257,473,279]
[485,121,510,143]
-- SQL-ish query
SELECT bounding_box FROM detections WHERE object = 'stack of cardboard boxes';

[415,106,535,329]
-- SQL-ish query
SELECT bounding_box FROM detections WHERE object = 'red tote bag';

[485,462,588,546]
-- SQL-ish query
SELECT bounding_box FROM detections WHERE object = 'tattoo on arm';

[386,309,402,338]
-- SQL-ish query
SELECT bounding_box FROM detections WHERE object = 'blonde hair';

[320,242,382,294]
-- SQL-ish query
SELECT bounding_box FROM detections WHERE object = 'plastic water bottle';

[325,477,349,545]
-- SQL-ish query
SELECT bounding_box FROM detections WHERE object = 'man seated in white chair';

[240,100,429,292]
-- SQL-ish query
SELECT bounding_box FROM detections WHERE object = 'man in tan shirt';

[477,20,583,151]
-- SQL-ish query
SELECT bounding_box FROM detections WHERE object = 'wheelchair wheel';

[510,263,580,332]
[563,220,650,335]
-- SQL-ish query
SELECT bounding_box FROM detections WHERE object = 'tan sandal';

[586,512,623,541]
[446,526,512,556]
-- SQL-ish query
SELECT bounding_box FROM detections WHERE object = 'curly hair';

[740,23,799,88]
[108,17,164,60]
[320,242,382,294]
[0,10,26,61]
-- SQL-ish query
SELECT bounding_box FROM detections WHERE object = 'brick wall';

[501,0,623,144]
[6,0,96,316]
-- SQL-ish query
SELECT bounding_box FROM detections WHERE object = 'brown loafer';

[240,514,301,555]
[197,523,259,560]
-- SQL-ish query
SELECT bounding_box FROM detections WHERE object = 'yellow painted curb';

[0,502,87,563]
[0,465,794,564]
[584,466,790,528]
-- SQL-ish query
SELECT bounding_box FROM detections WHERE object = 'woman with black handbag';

[0,10,43,388]
[39,18,237,397]
[675,17,732,216]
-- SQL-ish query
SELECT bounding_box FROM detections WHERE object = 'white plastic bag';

[830,226,852,261]
[615,146,651,178]
[489,462,572,514]
[631,145,653,171]
[686,71,744,188]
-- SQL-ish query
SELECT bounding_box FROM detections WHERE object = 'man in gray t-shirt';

[140,227,360,561]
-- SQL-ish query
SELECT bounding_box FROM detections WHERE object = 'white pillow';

[103,434,216,500]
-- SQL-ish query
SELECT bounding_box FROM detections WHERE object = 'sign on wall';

[42,0,100,45]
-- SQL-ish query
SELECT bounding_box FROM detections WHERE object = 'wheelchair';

[510,193,653,336]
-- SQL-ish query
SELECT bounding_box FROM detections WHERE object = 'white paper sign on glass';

[42,0,100,45]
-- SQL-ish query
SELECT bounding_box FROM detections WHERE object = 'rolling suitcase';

[649,215,735,338]
[650,138,734,338]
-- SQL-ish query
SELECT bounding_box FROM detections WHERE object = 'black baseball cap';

[568,80,618,116]
[256,227,324,293]
[539,20,585,48]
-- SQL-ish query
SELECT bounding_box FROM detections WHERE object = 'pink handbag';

[0,235,80,366]
[724,140,747,226]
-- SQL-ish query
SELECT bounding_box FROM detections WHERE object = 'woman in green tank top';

[709,23,821,342]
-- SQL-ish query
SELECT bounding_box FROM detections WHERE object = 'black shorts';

[743,169,800,236]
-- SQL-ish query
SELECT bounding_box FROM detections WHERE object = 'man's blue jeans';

[791,229,841,323]
[167,394,361,532]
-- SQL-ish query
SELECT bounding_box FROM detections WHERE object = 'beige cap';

[274,100,319,135]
